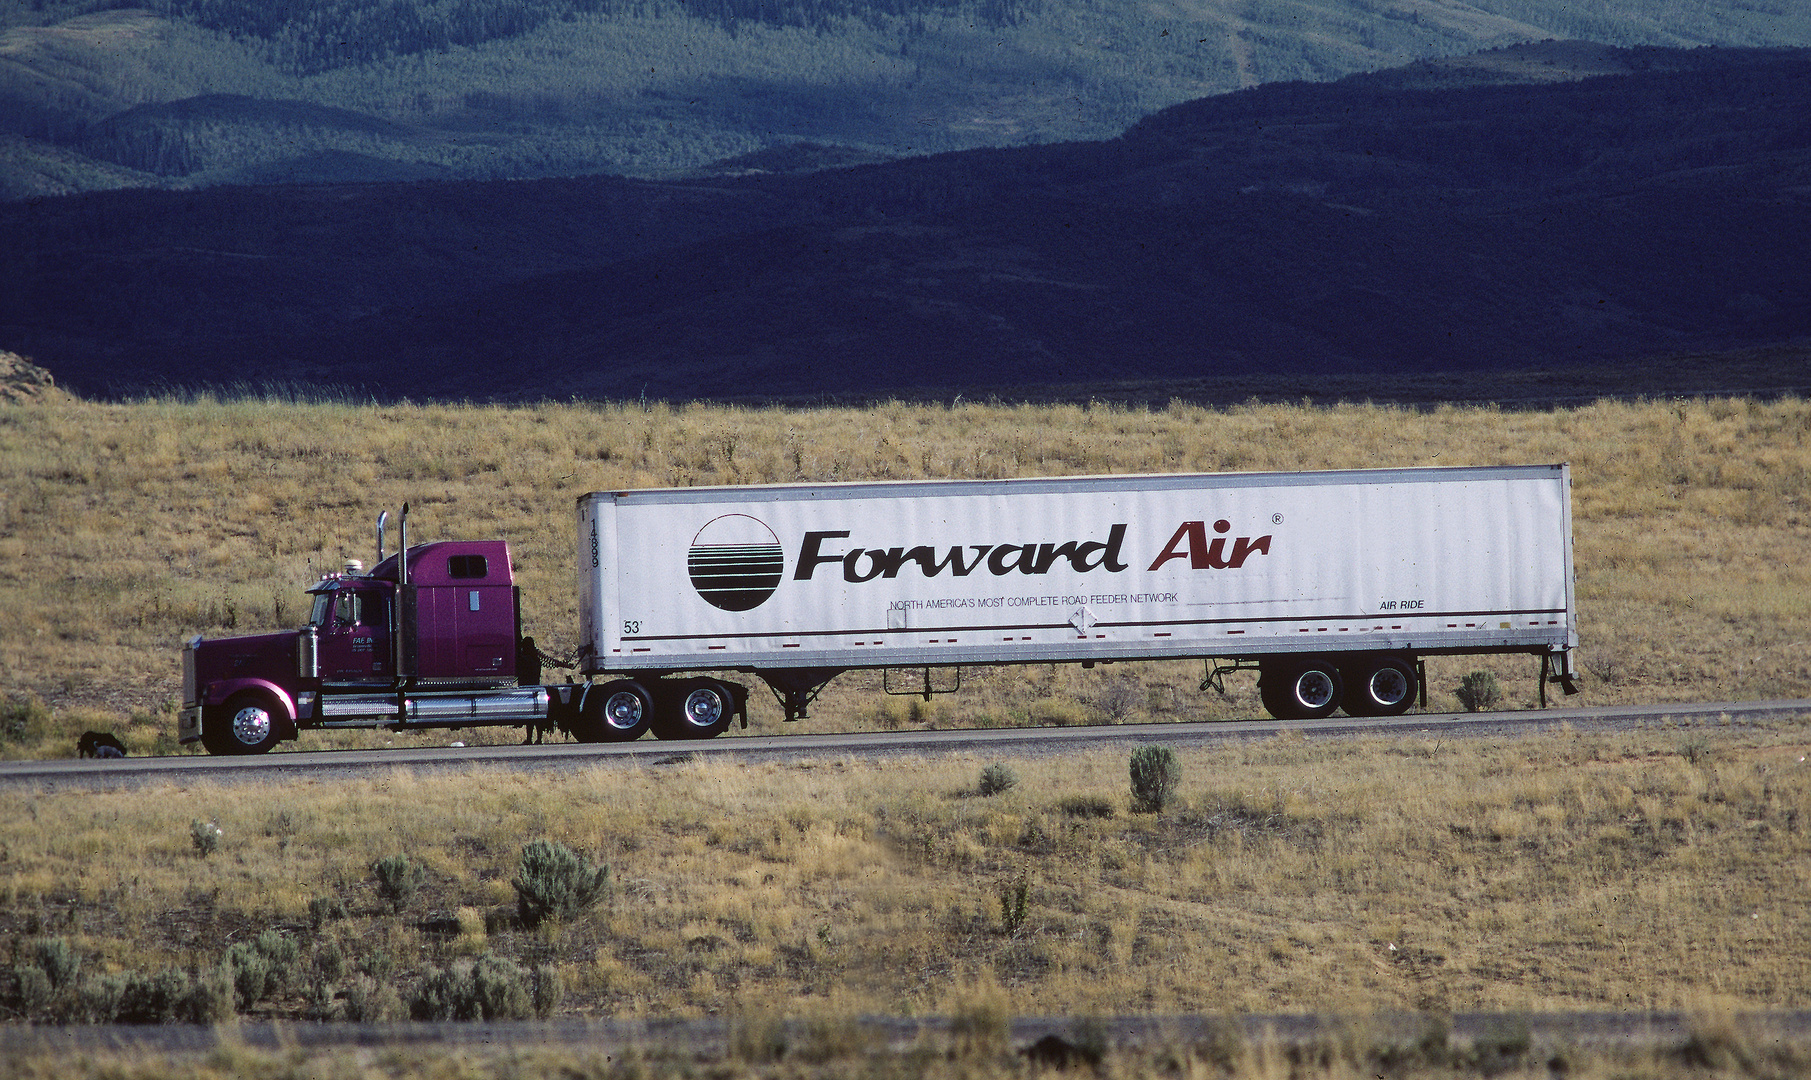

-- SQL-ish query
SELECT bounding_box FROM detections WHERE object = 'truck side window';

[333,592,358,628]
[449,555,488,579]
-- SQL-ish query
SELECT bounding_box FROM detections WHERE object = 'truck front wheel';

[1259,660,1344,721]
[202,691,285,755]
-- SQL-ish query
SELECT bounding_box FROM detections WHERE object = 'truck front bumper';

[178,704,202,744]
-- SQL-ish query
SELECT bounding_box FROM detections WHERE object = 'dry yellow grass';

[0,393,1807,756]
[2,1009,1809,1080]
[2,725,1808,1028]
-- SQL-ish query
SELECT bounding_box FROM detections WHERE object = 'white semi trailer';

[569,463,1578,738]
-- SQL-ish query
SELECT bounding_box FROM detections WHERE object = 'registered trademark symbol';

[1272,513,1284,524]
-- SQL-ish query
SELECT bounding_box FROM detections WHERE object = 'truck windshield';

[309,591,331,627]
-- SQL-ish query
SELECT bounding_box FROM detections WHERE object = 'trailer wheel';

[654,679,735,740]
[1342,656,1418,717]
[201,691,285,755]
[1259,661,1344,721]
[576,680,653,742]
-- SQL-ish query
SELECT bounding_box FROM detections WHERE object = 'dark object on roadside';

[1022,1034,1102,1069]
[78,731,127,758]
[518,636,552,744]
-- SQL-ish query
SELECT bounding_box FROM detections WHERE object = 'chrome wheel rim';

[1295,670,1336,710]
[603,691,645,730]
[682,687,725,729]
[230,704,272,746]
[1369,667,1411,707]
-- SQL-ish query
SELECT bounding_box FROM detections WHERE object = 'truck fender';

[200,678,300,735]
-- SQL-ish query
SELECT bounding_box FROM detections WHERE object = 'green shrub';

[998,873,1030,934]
[360,948,394,981]
[13,963,53,1015]
[73,971,131,1023]
[978,762,1019,796]
[1129,744,1181,814]
[183,966,236,1023]
[313,939,345,984]
[190,819,221,857]
[513,839,610,929]
[1455,671,1503,712]
[342,977,407,1022]
[412,953,532,1021]
[308,895,348,929]
[531,964,563,1019]
[115,969,193,1024]
[222,944,271,1010]
[256,930,299,986]
[372,853,427,913]
[0,693,52,744]
[31,936,81,990]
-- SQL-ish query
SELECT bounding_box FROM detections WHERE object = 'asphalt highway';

[4,697,1807,790]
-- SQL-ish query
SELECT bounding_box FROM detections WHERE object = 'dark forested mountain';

[2,0,1809,197]
[3,44,1807,402]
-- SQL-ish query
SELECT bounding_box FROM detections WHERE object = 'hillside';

[2,44,1808,401]
[2,1,1810,195]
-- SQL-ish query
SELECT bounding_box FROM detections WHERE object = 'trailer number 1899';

[623,620,642,636]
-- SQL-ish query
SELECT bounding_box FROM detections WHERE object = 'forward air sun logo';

[688,515,785,611]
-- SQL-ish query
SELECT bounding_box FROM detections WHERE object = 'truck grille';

[182,636,199,706]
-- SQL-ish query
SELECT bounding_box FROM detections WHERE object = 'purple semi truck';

[181,467,1578,754]
[179,508,614,754]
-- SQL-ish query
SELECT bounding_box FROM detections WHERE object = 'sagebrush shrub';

[0,693,51,743]
[222,930,295,1011]
[222,944,270,1010]
[513,839,610,928]
[190,819,221,858]
[31,937,81,990]
[978,762,1018,796]
[999,873,1030,934]
[308,895,348,929]
[313,939,345,984]
[1129,744,1181,813]
[372,853,427,913]
[412,953,532,1021]
[1456,670,1503,712]
[115,969,193,1024]
[73,971,130,1023]
[342,977,407,1022]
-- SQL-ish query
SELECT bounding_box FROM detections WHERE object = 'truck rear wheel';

[1259,660,1344,721]
[653,678,735,740]
[1342,656,1418,717]
[576,680,653,742]
[201,691,285,755]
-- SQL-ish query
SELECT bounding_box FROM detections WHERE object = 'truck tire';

[1342,656,1418,717]
[576,680,653,742]
[653,678,735,740]
[201,691,285,755]
[1259,660,1344,721]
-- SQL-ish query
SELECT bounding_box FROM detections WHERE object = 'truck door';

[318,586,394,684]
